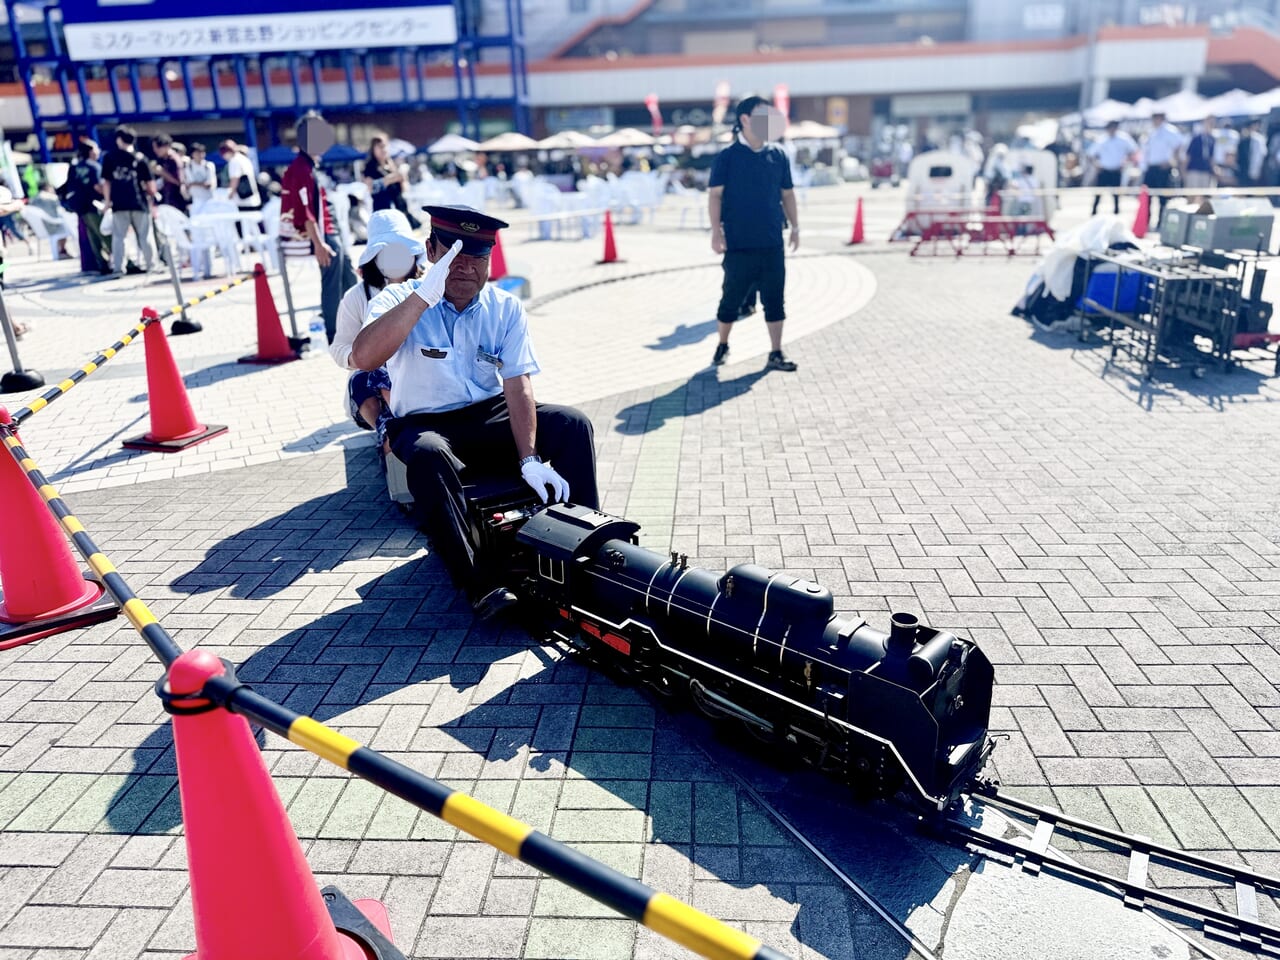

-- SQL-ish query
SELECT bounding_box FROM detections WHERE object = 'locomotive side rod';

[950,786,1280,956]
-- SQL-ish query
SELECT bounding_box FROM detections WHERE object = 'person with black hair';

[152,133,188,211]
[62,139,110,274]
[100,125,157,274]
[708,94,800,372]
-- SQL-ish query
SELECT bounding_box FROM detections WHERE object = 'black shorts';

[716,246,786,324]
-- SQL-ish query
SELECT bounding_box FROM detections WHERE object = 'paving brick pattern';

[1,185,1278,957]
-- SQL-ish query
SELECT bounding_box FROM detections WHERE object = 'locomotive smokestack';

[888,612,919,656]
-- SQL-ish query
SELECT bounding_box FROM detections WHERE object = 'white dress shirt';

[1087,132,1138,171]
[1142,123,1183,168]
[365,282,540,417]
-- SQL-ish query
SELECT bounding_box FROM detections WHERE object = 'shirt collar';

[737,132,765,153]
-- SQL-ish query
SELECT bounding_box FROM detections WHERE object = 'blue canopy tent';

[257,145,299,166]
[321,144,365,165]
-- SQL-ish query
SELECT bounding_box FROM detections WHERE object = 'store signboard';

[60,0,457,61]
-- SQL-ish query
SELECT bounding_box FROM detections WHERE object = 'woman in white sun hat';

[331,208,426,452]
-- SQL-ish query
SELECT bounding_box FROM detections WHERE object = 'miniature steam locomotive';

[478,500,995,812]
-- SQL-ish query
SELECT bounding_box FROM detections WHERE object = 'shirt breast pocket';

[474,346,503,388]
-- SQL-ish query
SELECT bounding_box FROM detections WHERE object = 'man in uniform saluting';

[352,204,599,619]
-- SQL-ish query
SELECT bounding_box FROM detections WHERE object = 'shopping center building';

[2,0,1280,156]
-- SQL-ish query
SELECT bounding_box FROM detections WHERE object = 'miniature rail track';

[950,784,1280,957]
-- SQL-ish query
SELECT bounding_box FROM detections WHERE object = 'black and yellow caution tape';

[0,426,182,665]
[0,425,793,960]
[9,273,250,426]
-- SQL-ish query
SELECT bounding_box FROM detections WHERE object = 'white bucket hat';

[359,210,426,276]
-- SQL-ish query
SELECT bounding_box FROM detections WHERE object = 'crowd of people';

[49,128,267,277]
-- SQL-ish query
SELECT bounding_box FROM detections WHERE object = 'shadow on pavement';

[614,367,770,435]
[645,318,718,351]
[99,443,937,957]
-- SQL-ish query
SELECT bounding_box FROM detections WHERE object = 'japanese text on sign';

[62,8,457,60]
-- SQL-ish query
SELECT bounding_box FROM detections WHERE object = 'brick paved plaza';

[0,184,1278,958]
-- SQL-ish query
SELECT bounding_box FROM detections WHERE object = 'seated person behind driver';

[352,204,599,620]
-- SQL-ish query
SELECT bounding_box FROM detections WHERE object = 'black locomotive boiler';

[494,502,995,812]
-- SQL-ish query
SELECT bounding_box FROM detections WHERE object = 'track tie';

[1018,814,1057,876]
[1122,836,1151,911]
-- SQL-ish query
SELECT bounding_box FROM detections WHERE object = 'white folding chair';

[20,206,74,260]
[188,199,243,277]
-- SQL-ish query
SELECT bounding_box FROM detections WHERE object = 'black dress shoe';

[471,586,519,621]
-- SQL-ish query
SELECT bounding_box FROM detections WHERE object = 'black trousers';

[388,395,598,596]
[1142,166,1172,226]
[716,246,785,324]
[1092,168,1122,215]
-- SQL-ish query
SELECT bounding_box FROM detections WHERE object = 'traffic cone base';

[181,888,395,960]
[241,264,300,364]
[237,352,298,366]
[0,573,118,651]
[123,423,228,453]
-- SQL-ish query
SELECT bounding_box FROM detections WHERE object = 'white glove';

[521,458,570,504]
[412,240,463,307]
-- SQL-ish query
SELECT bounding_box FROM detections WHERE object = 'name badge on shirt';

[421,348,448,359]
[476,347,503,370]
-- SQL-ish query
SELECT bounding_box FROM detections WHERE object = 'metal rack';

[1078,247,1277,379]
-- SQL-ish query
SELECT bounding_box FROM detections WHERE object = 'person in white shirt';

[331,209,425,453]
[183,143,217,213]
[1087,121,1137,215]
[218,139,261,211]
[1140,112,1183,229]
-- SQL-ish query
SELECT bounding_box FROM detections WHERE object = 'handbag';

[236,174,255,200]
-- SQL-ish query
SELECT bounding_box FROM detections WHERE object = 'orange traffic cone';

[489,231,508,281]
[165,650,398,960]
[123,311,228,453]
[597,210,622,264]
[240,264,300,365]
[847,197,865,245]
[1132,186,1150,239]
[0,408,118,650]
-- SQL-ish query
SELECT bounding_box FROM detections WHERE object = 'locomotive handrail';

[0,420,794,960]
[8,273,251,426]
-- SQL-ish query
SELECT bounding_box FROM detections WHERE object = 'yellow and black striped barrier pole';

[9,274,250,426]
[0,423,183,664]
[0,424,793,960]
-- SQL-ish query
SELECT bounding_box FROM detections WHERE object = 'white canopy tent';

[596,128,656,148]
[536,130,598,150]
[426,133,480,155]
[477,131,541,152]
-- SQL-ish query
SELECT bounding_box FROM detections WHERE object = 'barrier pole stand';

[276,239,309,354]
[0,288,43,393]
[163,234,201,336]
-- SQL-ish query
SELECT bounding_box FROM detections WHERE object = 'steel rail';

[953,785,1280,956]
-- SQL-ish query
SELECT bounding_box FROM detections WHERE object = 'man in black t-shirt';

[61,139,110,274]
[708,95,800,372]
[100,125,157,275]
